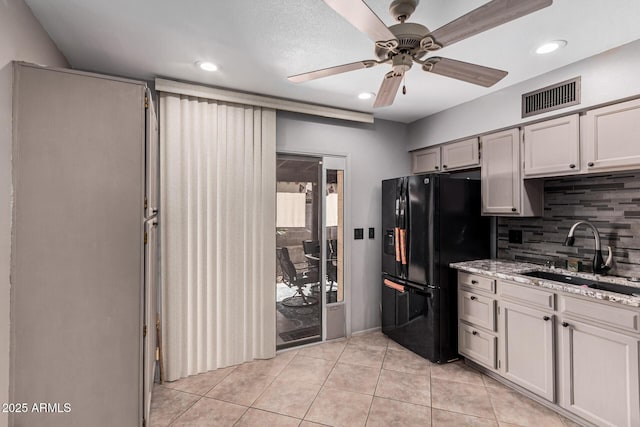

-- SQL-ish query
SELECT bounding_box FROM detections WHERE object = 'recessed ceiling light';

[358,92,375,100]
[197,61,218,72]
[536,40,567,55]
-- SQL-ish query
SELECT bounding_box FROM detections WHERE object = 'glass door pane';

[275,154,322,349]
[325,169,344,304]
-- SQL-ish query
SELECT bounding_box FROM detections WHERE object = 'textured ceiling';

[25,0,640,123]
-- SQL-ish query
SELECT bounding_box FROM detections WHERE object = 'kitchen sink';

[521,270,640,296]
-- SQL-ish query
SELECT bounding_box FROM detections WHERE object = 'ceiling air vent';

[521,77,581,118]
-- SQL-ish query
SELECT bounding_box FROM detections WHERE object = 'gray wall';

[498,172,640,278]
[0,1,67,425]
[277,112,410,333]
[407,39,640,150]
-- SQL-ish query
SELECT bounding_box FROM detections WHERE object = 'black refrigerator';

[381,174,490,363]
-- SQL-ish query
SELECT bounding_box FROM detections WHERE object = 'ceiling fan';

[288,0,553,107]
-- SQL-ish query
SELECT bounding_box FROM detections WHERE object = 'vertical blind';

[159,92,276,381]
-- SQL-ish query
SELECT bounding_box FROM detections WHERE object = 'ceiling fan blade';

[323,0,396,43]
[429,0,553,48]
[288,60,377,83]
[374,72,403,108]
[423,57,507,87]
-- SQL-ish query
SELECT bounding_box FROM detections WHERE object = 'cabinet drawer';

[459,290,496,331]
[498,280,555,310]
[459,322,497,370]
[560,295,639,335]
[459,272,495,293]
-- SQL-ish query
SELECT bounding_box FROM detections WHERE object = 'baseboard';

[350,326,381,337]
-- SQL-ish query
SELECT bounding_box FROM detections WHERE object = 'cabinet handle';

[569,164,576,169]
[472,331,478,336]
[562,322,570,328]
[435,166,439,170]
[511,207,517,212]
[588,162,594,167]
[543,316,550,321]
[470,296,477,301]
[471,280,478,285]
[443,165,448,169]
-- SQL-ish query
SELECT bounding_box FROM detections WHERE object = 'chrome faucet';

[563,221,613,274]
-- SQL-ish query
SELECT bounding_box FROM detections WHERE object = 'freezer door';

[145,89,159,218]
[381,277,439,362]
[406,175,435,285]
[143,218,158,422]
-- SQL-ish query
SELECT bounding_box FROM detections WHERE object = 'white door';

[559,318,640,427]
[481,129,521,214]
[499,301,555,401]
[582,98,640,172]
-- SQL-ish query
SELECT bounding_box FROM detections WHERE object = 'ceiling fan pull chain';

[402,74,407,95]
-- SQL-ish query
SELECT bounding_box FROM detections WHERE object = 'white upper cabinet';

[582,98,640,172]
[523,114,580,178]
[441,138,480,171]
[411,146,441,174]
[481,128,543,216]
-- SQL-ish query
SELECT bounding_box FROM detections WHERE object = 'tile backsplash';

[498,172,640,277]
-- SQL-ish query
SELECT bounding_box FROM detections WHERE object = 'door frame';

[276,150,352,339]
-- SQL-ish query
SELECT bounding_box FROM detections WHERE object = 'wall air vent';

[521,77,581,118]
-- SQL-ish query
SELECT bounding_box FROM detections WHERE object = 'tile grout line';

[363,341,388,426]
[299,340,347,422]
[248,350,299,410]
[168,394,204,426]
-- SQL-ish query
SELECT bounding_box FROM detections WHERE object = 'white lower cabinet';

[559,317,640,427]
[499,301,555,401]
[458,272,640,427]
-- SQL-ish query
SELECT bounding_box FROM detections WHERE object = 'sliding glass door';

[275,154,322,349]
[275,153,347,349]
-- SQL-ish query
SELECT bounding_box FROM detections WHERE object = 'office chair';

[277,247,319,307]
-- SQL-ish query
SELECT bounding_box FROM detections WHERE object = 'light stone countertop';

[450,259,640,308]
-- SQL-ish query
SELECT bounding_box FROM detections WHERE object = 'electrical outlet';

[508,230,523,244]
[369,228,375,239]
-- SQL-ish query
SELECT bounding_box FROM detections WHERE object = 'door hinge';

[144,96,149,109]
[497,305,500,315]
[143,325,147,338]
[144,232,148,244]
[498,360,501,369]
[144,197,148,210]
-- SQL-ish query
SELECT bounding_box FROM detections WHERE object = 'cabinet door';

[441,138,479,171]
[523,114,580,177]
[143,218,158,422]
[411,146,441,174]
[559,318,640,427]
[481,129,521,214]
[499,301,555,402]
[583,98,640,172]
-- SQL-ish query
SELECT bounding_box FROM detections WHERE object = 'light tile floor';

[150,331,584,427]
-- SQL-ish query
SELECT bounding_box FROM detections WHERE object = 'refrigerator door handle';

[394,227,401,263]
[383,278,405,293]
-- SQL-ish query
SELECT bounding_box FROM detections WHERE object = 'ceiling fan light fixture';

[536,40,567,55]
[197,61,218,72]
[358,92,376,100]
